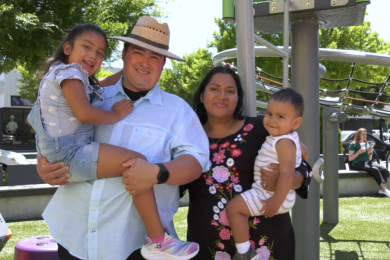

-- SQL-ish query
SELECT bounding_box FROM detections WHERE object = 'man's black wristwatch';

[156,163,170,184]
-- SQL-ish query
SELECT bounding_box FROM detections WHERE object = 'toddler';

[226,88,304,260]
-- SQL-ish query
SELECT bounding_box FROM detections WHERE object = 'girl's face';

[63,31,106,76]
[201,73,238,120]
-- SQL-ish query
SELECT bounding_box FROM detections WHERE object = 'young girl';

[27,23,199,260]
[225,88,304,260]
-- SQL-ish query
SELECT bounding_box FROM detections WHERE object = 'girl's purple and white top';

[38,62,103,137]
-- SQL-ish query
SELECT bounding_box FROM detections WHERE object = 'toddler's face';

[263,100,302,136]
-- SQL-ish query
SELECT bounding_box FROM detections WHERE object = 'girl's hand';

[260,197,280,218]
[112,100,134,120]
[358,148,366,154]
[36,156,71,185]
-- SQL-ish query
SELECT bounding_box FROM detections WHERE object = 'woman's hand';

[260,164,279,192]
[300,142,309,161]
[358,148,366,154]
[261,163,305,191]
[36,156,71,185]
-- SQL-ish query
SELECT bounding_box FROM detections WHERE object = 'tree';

[319,21,390,109]
[1,0,163,102]
[159,18,390,151]
[158,48,213,105]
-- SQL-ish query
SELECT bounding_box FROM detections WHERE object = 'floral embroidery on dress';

[205,124,276,260]
[213,150,226,164]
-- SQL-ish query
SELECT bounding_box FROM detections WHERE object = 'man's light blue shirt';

[42,78,209,260]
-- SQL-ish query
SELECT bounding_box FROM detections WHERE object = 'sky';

[110,0,390,69]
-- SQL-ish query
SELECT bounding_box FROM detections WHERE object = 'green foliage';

[319,21,390,109]
[17,65,40,103]
[158,48,213,105]
[95,67,115,79]
[2,0,163,102]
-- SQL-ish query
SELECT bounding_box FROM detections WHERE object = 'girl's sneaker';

[141,232,199,260]
[232,247,260,260]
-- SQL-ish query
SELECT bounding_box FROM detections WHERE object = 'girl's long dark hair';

[38,23,108,85]
[193,65,245,125]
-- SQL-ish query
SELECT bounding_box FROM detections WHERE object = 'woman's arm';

[348,148,366,161]
[98,69,123,87]
[367,145,373,160]
[261,158,312,199]
[62,79,133,125]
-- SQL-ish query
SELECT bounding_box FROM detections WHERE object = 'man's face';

[121,44,165,92]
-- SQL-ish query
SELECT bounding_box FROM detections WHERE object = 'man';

[37,16,209,260]
[6,115,18,135]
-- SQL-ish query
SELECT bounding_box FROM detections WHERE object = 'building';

[0,67,121,150]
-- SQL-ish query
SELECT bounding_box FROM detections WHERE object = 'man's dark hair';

[193,65,245,125]
[269,88,304,117]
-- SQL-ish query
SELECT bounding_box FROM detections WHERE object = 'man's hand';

[122,158,159,196]
[260,164,279,192]
[260,197,280,218]
[36,156,71,185]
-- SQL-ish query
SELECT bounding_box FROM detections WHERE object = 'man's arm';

[122,106,208,196]
[98,70,123,87]
[36,156,72,185]
[122,155,202,196]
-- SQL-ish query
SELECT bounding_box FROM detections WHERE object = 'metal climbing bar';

[253,0,290,88]
[370,72,390,109]
[339,63,356,106]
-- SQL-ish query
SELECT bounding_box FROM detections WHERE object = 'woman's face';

[360,130,367,141]
[201,73,238,120]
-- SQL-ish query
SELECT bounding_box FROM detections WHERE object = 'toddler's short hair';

[269,88,304,117]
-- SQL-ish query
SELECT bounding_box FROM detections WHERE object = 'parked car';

[341,130,390,162]
[372,130,390,144]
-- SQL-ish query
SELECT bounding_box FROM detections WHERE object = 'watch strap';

[156,163,169,184]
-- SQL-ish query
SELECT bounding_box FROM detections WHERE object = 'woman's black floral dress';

[182,117,311,260]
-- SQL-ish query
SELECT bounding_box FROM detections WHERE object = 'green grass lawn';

[2,197,389,260]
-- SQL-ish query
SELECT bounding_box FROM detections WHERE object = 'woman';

[349,128,390,197]
[180,66,312,260]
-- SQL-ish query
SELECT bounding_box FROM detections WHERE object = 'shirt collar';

[104,76,163,106]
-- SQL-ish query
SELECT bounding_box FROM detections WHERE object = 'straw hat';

[109,16,185,62]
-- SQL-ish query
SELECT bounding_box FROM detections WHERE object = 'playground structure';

[217,0,390,259]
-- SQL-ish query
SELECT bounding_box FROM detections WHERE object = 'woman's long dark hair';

[37,23,108,85]
[193,65,244,125]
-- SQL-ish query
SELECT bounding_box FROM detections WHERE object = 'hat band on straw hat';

[128,34,169,50]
